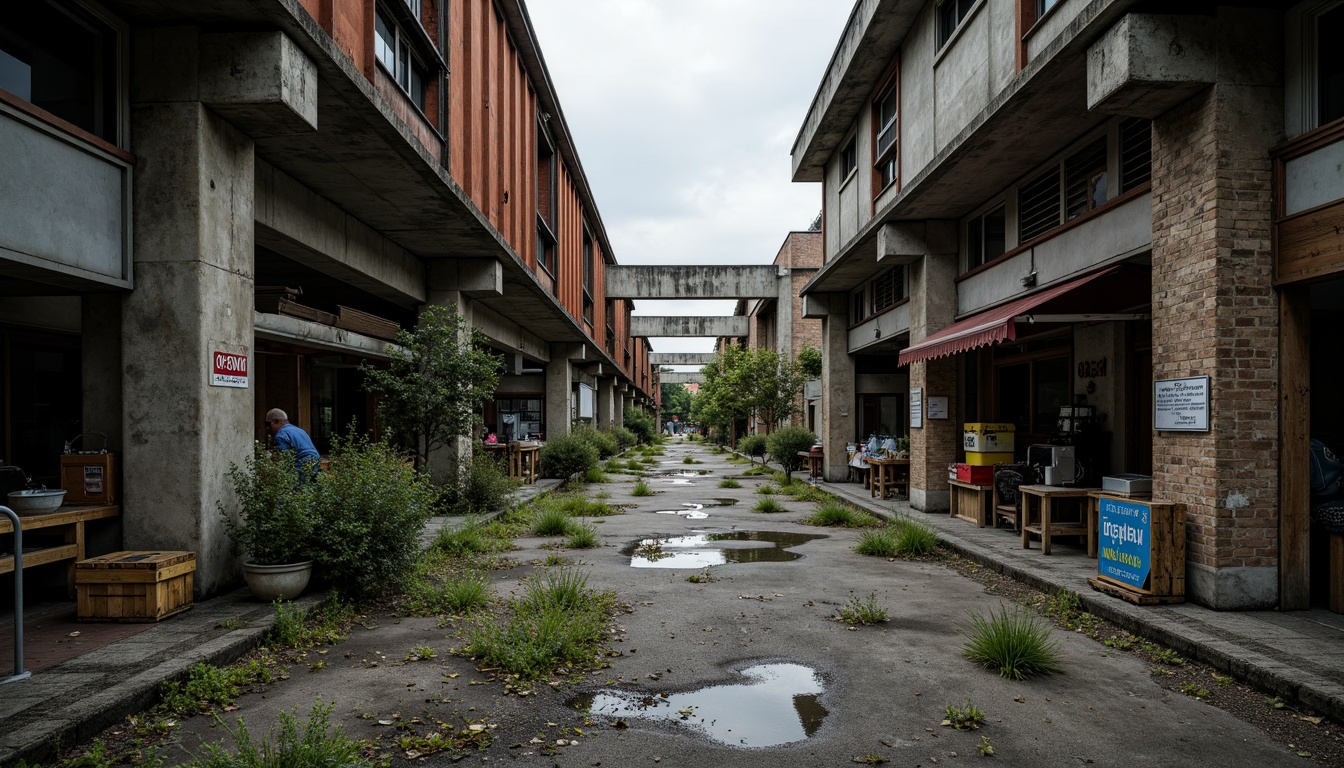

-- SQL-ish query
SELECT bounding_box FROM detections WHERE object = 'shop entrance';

[1307,278,1344,608]
[0,328,81,487]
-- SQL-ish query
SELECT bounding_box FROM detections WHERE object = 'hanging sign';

[1098,497,1152,589]
[1153,375,1209,431]
[211,351,250,388]
[909,388,923,429]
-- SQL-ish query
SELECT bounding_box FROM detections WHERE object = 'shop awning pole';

[1,505,31,684]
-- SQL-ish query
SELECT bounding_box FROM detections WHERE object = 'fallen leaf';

[67,631,80,638]
[377,720,395,726]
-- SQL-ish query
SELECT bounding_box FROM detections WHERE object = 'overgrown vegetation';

[753,497,784,513]
[891,515,940,555]
[182,701,378,768]
[631,479,654,497]
[737,434,767,464]
[805,501,880,528]
[962,606,1062,680]
[623,409,657,444]
[854,528,901,558]
[942,697,986,730]
[442,454,518,516]
[765,427,818,484]
[540,432,600,485]
[836,592,888,625]
[717,478,742,489]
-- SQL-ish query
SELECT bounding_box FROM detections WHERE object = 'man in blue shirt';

[265,408,320,477]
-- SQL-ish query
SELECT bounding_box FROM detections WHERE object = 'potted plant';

[220,444,316,601]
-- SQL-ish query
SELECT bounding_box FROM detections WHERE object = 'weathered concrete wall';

[630,316,749,338]
[125,29,257,595]
[1087,14,1217,119]
[820,294,856,481]
[604,265,780,300]
[659,372,705,385]
[908,251,958,513]
[651,352,716,366]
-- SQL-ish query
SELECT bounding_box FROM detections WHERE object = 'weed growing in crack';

[183,701,379,768]
[405,569,492,616]
[717,478,742,489]
[854,528,900,557]
[892,515,939,555]
[584,467,610,484]
[753,497,784,513]
[631,480,654,497]
[405,644,437,661]
[962,606,1062,680]
[756,484,777,495]
[942,697,986,730]
[686,568,719,584]
[837,592,888,625]
[805,501,879,528]
[567,524,599,549]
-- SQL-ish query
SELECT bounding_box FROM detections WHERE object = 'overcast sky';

[524,0,854,357]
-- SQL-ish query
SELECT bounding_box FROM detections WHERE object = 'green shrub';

[559,497,620,517]
[753,497,784,513]
[717,479,742,489]
[837,592,888,625]
[184,701,377,768]
[855,528,900,557]
[533,507,574,536]
[623,409,656,444]
[444,453,519,516]
[309,433,439,599]
[609,426,638,452]
[539,432,599,484]
[962,607,1062,680]
[805,501,879,528]
[893,516,940,555]
[632,479,654,497]
[567,525,599,549]
[765,427,817,484]
[572,424,619,459]
[219,445,316,566]
[737,434,767,463]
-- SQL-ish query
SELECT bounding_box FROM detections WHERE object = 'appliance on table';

[1028,444,1077,487]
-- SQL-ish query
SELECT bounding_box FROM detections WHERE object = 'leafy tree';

[359,304,502,469]
[767,426,818,484]
[660,382,693,423]
[798,346,823,379]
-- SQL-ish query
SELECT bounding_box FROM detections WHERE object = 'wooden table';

[1020,485,1094,555]
[512,444,539,484]
[1,505,121,595]
[1086,489,1152,559]
[948,479,994,527]
[865,457,909,500]
[797,452,823,482]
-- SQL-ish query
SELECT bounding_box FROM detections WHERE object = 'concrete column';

[775,268,793,361]
[82,295,123,452]
[596,376,616,431]
[545,343,574,440]
[820,294,855,481]
[124,29,256,595]
[909,251,959,513]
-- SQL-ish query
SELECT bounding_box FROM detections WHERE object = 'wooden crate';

[335,305,401,340]
[1091,497,1185,604]
[76,551,195,622]
[60,453,120,505]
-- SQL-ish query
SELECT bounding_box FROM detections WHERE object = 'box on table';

[1102,474,1153,494]
[60,453,120,505]
[955,464,995,485]
[76,551,195,622]
[964,423,1015,453]
[963,451,1014,466]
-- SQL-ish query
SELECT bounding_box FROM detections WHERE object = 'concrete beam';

[651,352,717,366]
[605,265,780,300]
[660,372,705,385]
[1087,14,1216,118]
[802,293,843,319]
[472,303,551,363]
[200,31,318,137]
[876,221,957,264]
[631,316,749,338]
[428,259,503,299]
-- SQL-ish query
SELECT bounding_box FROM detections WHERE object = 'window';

[1064,138,1107,220]
[582,228,595,325]
[871,267,905,312]
[0,0,121,143]
[840,137,857,180]
[1118,117,1151,192]
[605,299,616,355]
[874,82,899,190]
[851,288,867,325]
[1320,4,1344,125]
[966,205,1006,271]
[937,0,976,49]
[536,123,558,279]
[403,0,420,21]
[374,7,427,110]
[1037,0,1060,17]
[1018,167,1060,242]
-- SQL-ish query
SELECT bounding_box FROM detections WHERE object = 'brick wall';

[1150,81,1281,591]
[910,357,957,509]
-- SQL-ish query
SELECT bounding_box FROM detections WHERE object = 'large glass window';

[840,137,857,180]
[966,205,1006,271]
[937,0,976,49]
[1064,138,1107,220]
[874,82,899,190]
[374,7,427,110]
[0,0,120,142]
[536,123,558,280]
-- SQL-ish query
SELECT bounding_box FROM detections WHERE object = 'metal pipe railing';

[1,505,30,684]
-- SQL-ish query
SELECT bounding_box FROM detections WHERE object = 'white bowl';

[7,489,66,515]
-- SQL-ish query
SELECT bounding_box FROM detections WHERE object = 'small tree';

[539,432,599,485]
[766,426,818,484]
[738,434,767,465]
[359,305,502,470]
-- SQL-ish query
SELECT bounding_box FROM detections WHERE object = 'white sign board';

[578,383,595,419]
[909,388,923,429]
[1154,375,1209,432]
[927,396,949,420]
[210,350,249,388]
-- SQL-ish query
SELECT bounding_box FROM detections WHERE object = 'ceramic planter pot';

[243,560,313,602]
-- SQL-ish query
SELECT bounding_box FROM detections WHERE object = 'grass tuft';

[804,501,879,528]
[583,467,610,484]
[533,507,574,536]
[961,606,1062,680]
[184,701,378,768]
[717,478,742,489]
[631,479,654,497]
[892,515,940,555]
[567,524,599,549]
[753,497,785,513]
[836,592,888,625]
[756,484,777,495]
[854,528,900,557]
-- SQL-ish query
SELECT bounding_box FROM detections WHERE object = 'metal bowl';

[7,489,66,515]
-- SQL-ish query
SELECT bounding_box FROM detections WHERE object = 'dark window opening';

[1320,5,1344,126]
[0,0,120,142]
[1065,138,1107,220]
[1018,167,1060,242]
[967,205,1006,271]
[875,82,899,189]
[375,7,427,110]
[840,137,857,179]
[937,0,976,49]
[1119,117,1152,192]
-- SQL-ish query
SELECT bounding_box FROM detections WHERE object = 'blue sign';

[1098,497,1151,589]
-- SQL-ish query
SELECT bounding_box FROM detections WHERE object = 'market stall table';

[1019,485,1095,555]
[511,443,539,484]
[1,505,121,596]
[948,479,994,527]
[865,457,909,500]
[797,451,823,482]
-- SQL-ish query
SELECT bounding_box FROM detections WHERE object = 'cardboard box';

[955,464,995,485]
[76,551,195,622]
[964,423,1015,453]
[963,451,1014,466]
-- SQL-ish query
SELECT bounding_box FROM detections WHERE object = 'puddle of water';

[661,478,696,486]
[654,503,710,520]
[569,663,827,747]
[620,530,826,568]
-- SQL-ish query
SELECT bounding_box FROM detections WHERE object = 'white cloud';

[526,0,852,358]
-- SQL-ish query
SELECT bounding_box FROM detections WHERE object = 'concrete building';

[0,0,658,596]
[793,0,1343,611]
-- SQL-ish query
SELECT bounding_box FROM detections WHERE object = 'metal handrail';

[1,505,30,683]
